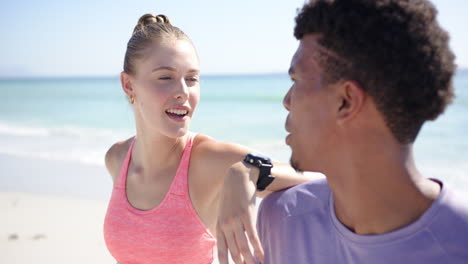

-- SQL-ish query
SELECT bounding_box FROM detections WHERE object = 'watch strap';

[243,153,275,191]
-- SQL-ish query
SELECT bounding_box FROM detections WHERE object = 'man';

[217,0,468,263]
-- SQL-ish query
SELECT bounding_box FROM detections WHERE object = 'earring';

[130,96,135,104]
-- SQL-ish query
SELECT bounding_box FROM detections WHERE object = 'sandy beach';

[0,153,114,263]
[1,191,115,263]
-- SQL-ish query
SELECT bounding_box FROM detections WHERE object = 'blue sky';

[0,0,467,77]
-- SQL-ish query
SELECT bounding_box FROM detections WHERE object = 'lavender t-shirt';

[257,178,468,264]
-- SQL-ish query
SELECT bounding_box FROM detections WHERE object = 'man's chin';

[289,156,303,173]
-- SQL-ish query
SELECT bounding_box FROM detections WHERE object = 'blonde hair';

[123,14,190,75]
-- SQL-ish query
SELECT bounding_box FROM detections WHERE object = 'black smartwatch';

[243,153,275,191]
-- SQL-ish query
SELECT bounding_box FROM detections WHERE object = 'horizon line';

[0,71,290,81]
[1,68,467,81]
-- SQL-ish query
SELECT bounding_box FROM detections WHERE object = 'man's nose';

[283,87,292,111]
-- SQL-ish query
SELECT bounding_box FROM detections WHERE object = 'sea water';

[0,72,467,196]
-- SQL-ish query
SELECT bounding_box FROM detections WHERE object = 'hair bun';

[138,13,171,26]
[133,13,171,35]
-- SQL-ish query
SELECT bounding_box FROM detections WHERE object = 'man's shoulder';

[259,178,331,218]
[428,185,468,255]
[434,187,468,228]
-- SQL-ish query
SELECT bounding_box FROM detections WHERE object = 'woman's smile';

[165,106,190,122]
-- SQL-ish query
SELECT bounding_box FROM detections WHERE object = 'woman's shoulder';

[191,134,252,178]
[192,134,251,163]
[105,137,134,183]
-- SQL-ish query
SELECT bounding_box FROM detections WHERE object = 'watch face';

[246,153,271,163]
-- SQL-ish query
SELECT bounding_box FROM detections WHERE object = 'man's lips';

[285,134,291,145]
[285,115,291,145]
[285,115,291,133]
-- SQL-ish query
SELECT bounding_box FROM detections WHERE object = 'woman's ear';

[336,80,366,123]
[120,71,134,98]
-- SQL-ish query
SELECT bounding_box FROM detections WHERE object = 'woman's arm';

[255,160,323,198]
[217,159,324,264]
[193,135,323,264]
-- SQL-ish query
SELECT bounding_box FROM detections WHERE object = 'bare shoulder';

[193,134,251,165]
[191,134,252,182]
[105,137,134,184]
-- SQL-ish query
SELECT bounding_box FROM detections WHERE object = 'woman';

[103,13,317,264]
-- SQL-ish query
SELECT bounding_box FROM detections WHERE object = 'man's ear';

[336,81,366,123]
[120,71,134,98]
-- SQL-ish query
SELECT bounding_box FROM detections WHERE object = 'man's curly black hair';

[294,0,456,144]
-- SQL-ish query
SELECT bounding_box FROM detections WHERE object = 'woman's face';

[128,38,200,138]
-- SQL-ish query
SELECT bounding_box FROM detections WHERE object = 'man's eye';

[186,77,199,82]
[159,77,171,80]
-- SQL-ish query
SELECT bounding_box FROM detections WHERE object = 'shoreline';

[0,153,112,201]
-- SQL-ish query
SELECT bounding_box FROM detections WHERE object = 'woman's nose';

[174,79,189,100]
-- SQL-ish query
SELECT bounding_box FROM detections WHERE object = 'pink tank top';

[104,133,216,264]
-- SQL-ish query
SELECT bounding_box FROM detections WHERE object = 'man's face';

[284,35,338,173]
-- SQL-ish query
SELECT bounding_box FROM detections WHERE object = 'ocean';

[1,72,467,197]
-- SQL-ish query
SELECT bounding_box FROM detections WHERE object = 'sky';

[0,0,467,78]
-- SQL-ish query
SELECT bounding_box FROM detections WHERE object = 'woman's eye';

[186,77,199,82]
[159,76,172,80]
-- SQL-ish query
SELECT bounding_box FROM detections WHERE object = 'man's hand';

[217,162,265,264]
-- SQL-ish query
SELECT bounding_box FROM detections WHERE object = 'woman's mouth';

[165,108,189,121]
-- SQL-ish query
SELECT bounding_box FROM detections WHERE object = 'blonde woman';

[103,14,318,264]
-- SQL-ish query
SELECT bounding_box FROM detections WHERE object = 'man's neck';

[328,151,441,235]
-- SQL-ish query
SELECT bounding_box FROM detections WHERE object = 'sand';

[1,191,115,263]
